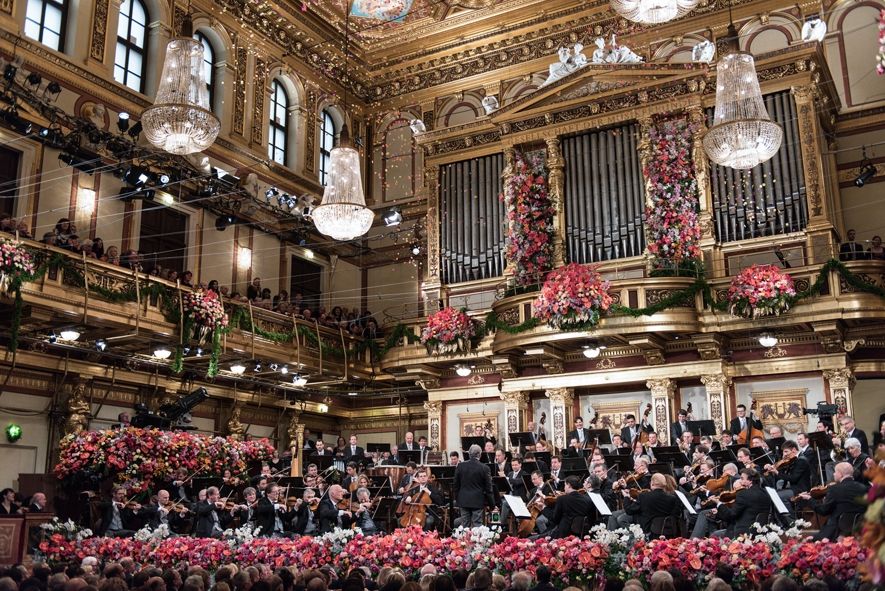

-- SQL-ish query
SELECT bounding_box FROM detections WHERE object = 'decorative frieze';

[251,58,267,146]
[545,387,574,450]
[647,378,676,445]
[424,400,443,450]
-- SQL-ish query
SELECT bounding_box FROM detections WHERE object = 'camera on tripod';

[802,402,839,417]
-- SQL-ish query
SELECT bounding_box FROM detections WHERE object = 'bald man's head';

[650,473,667,489]
[835,462,855,481]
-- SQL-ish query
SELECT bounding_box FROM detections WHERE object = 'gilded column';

[501,391,529,451]
[545,387,574,450]
[823,368,855,418]
[502,145,517,279]
[424,400,443,451]
[422,163,442,312]
[701,374,732,437]
[647,378,676,445]
[287,411,305,476]
[545,136,566,269]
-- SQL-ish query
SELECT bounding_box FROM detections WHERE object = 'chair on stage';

[837,513,864,537]
[650,516,681,539]
[569,516,593,537]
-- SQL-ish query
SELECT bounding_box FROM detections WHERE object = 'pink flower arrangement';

[420,307,478,354]
[532,263,613,329]
[54,427,275,493]
[777,537,865,583]
[487,536,608,586]
[861,463,885,583]
[878,9,885,75]
[626,537,776,587]
[183,289,229,342]
[501,152,556,286]
[0,238,36,294]
[643,117,702,271]
[727,264,796,318]
[337,526,446,574]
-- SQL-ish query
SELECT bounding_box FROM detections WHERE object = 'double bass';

[737,399,765,446]
[635,403,652,447]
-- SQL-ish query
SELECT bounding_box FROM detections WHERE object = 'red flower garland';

[727,264,796,318]
[420,307,477,354]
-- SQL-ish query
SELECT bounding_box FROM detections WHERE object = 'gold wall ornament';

[763,345,788,358]
[751,389,809,434]
[233,47,247,137]
[227,405,246,440]
[647,377,676,444]
[89,0,109,61]
[545,135,566,268]
[596,357,617,370]
[590,400,644,434]
[500,391,529,450]
[791,86,825,219]
[823,368,855,416]
[545,387,574,450]
[459,412,498,441]
[64,378,91,437]
[467,373,486,385]
[251,58,267,147]
[424,401,443,450]
[701,374,732,435]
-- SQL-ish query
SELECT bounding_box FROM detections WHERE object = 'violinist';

[342,462,359,491]
[622,473,681,536]
[797,462,868,541]
[678,430,696,455]
[500,457,529,530]
[548,476,593,539]
[403,469,445,531]
[397,462,418,494]
[290,487,320,536]
[255,484,291,538]
[548,457,563,491]
[563,438,583,459]
[304,463,321,488]
[96,487,139,537]
[318,484,353,533]
[608,457,651,529]
[763,441,810,516]
[588,448,606,471]
[194,486,232,538]
[219,469,243,498]
[670,409,691,443]
[797,432,826,486]
[588,464,618,512]
[630,441,647,465]
[720,431,735,448]
[711,468,772,537]
[494,449,509,477]
[736,447,759,472]
[568,417,591,448]
[449,451,461,467]
[690,463,739,538]
[167,467,193,503]
[844,437,874,486]
[233,487,258,528]
[146,489,189,533]
[352,487,379,535]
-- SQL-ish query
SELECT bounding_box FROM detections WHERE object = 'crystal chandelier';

[609,0,698,24]
[142,15,219,155]
[312,13,373,240]
[702,24,783,170]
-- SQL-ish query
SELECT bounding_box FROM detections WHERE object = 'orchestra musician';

[568,417,592,448]
[254,484,291,538]
[586,464,618,523]
[233,487,258,529]
[607,456,652,529]
[384,444,402,465]
[549,457,563,491]
[194,486,232,538]
[621,473,681,536]
[678,431,696,456]
[736,447,759,472]
[352,487,379,534]
[729,404,764,438]
[548,475,593,539]
[311,440,333,456]
[494,449,509,476]
[525,470,555,534]
[399,431,417,451]
[397,462,418,494]
[417,436,430,459]
[797,461,868,541]
[839,415,870,454]
[563,438,584,459]
[290,487,320,536]
[449,451,461,467]
[344,435,365,461]
[689,463,739,538]
[403,469,445,531]
[167,467,193,504]
[610,434,626,451]
[762,440,810,516]
[342,463,359,490]
[318,484,353,533]
[96,487,139,537]
[710,468,772,537]
[500,457,529,530]
[797,432,826,486]
[145,489,189,533]
[720,431,735,448]
[621,414,652,447]
[671,409,691,443]
[844,438,874,485]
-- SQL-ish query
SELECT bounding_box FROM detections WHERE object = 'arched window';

[194,32,215,111]
[24,0,67,51]
[268,80,289,165]
[114,0,148,93]
[319,109,336,186]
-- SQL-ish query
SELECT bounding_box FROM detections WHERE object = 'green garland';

[610,279,709,318]
[483,310,540,334]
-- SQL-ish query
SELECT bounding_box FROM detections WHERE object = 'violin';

[765,455,796,475]
[636,403,652,447]
[700,473,731,495]
[790,483,833,503]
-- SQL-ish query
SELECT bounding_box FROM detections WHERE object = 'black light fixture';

[215,214,236,231]
[383,206,403,227]
[157,173,171,186]
[25,72,41,87]
[124,166,151,186]
[410,244,421,256]
[44,81,61,100]
[59,149,102,174]
[3,64,16,82]
[95,339,108,352]
[265,187,278,202]
[47,332,57,343]
[37,126,66,149]
[253,361,262,372]
[855,147,878,188]
[117,112,130,133]
[0,109,32,135]
[127,120,143,138]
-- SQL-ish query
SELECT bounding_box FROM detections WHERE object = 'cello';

[397,484,432,527]
[737,399,765,446]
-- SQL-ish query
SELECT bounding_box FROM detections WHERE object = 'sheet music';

[675,490,697,515]
[503,494,531,518]
[588,492,612,516]
[765,486,790,514]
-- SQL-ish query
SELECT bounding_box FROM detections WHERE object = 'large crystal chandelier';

[312,13,373,241]
[702,24,783,170]
[142,15,219,155]
[610,0,698,24]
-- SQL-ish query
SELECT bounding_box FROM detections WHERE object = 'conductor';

[454,444,494,527]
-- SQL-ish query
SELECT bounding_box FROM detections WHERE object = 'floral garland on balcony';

[0,238,35,294]
[878,9,885,75]
[531,263,613,330]
[54,427,275,493]
[860,462,885,583]
[727,264,797,318]
[183,289,229,341]
[420,307,478,355]
[501,152,556,286]
[643,117,702,275]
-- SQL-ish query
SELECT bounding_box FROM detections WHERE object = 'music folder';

[765,486,790,514]
[588,492,612,516]
[503,494,531,518]
[675,490,697,515]
[806,431,834,450]
[587,428,612,446]
[509,432,536,448]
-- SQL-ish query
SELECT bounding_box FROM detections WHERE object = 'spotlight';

[277,193,287,207]
[153,346,172,359]
[269,363,279,371]
[455,364,473,377]
[95,339,107,352]
[348,391,358,396]
[854,163,877,187]
[59,330,80,341]
[3,63,16,81]
[194,347,203,357]
[183,347,191,355]
[157,173,171,185]
[383,207,403,227]
[411,244,421,256]
[758,333,778,348]
[230,362,246,375]
[117,112,130,133]
[37,126,65,149]
[48,332,57,343]
[124,166,151,186]
[292,373,308,387]
[582,341,606,359]
[59,149,102,174]
[265,186,278,201]
[0,109,32,135]
[198,182,218,197]
[25,72,41,87]
[215,214,236,231]
[286,198,296,210]
[253,361,262,372]
[280,365,289,375]
[44,81,61,100]
[127,120,142,138]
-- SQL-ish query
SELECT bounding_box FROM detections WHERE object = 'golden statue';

[227,405,245,440]
[64,378,91,437]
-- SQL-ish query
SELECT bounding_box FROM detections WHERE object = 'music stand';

[367,443,389,454]
[399,450,422,466]
[461,436,486,451]
[807,430,834,485]
[603,454,634,474]
[587,428,612,448]
[687,420,717,438]
[648,462,674,475]
[653,450,691,469]
[561,457,587,473]
[509,432,536,451]
[710,448,739,466]
[306,455,335,471]
[654,445,679,454]
[374,496,399,532]
[532,451,552,469]
[492,476,512,500]
[766,437,786,456]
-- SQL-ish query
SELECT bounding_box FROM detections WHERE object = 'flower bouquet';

[337,526,445,575]
[590,524,645,581]
[0,237,35,294]
[420,307,478,355]
[183,288,228,342]
[39,517,93,542]
[861,462,885,583]
[532,263,613,330]
[487,536,608,586]
[501,152,556,286]
[727,264,796,318]
[776,537,865,584]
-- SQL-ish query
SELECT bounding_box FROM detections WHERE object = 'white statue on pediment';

[605,35,643,64]
[692,40,716,64]
[801,18,827,43]
[542,43,590,86]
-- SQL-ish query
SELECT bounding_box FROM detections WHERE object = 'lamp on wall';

[311,12,373,241]
[237,245,252,270]
[77,187,97,216]
[141,13,219,154]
